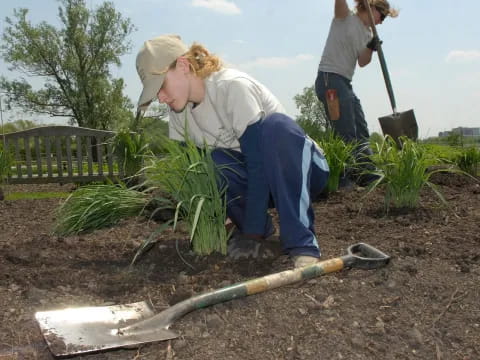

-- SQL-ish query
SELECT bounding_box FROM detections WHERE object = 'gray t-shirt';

[318,11,372,80]
[168,68,285,151]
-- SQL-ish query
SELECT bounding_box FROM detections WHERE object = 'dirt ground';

[0,173,479,360]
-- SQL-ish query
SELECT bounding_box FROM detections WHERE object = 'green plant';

[144,136,229,256]
[455,146,480,176]
[420,143,461,164]
[132,106,170,155]
[446,132,464,147]
[365,136,456,212]
[294,85,328,131]
[53,183,148,236]
[1,1,135,129]
[297,117,326,142]
[0,143,14,184]
[317,131,356,192]
[369,132,384,149]
[112,129,151,184]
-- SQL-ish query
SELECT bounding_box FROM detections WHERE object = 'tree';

[294,85,328,129]
[369,131,384,148]
[130,103,169,155]
[446,132,464,147]
[0,0,135,130]
[294,85,328,140]
[1,119,38,133]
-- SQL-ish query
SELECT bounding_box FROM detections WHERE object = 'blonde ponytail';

[184,43,223,78]
[355,0,399,18]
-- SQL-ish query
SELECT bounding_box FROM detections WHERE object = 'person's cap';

[136,34,188,111]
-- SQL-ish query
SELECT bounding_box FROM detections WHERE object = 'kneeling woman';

[136,35,329,268]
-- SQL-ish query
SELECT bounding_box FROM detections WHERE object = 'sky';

[0,0,479,138]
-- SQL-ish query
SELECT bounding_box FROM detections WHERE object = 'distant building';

[438,127,480,137]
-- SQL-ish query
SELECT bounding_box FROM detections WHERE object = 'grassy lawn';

[5,191,70,200]
[10,162,118,176]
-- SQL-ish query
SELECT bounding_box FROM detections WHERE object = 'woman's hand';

[366,36,382,51]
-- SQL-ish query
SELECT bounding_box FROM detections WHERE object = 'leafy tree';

[446,132,464,147]
[0,0,135,130]
[369,131,384,148]
[293,85,328,131]
[1,119,38,134]
[129,104,168,155]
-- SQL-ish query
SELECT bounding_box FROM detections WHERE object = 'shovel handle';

[363,0,397,113]
[119,243,389,335]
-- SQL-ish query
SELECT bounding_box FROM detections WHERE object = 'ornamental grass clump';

[144,136,229,256]
[53,183,149,236]
[366,136,452,212]
[112,129,151,184]
[455,146,480,177]
[317,131,355,192]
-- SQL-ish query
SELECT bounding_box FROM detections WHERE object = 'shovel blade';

[35,301,178,357]
[379,109,418,143]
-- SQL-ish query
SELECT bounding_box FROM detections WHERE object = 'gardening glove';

[366,36,382,51]
[227,233,262,260]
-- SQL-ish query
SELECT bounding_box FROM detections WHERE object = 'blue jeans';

[315,71,378,185]
[315,71,370,143]
[211,113,329,258]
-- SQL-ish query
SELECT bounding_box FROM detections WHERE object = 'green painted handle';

[363,0,397,113]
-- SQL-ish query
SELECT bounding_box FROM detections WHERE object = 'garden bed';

[0,175,479,360]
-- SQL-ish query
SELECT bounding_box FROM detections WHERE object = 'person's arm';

[358,47,373,67]
[358,35,382,67]
[334,0,350,19]
[223,78,276,237]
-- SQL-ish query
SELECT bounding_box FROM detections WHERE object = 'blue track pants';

[211,113,329,258]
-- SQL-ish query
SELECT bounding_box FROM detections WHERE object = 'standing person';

[136,35,329,268]
[315,0,398,186]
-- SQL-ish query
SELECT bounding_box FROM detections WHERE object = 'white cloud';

[191,0,241,15]
[240,54,315,69]
[445,50,480,63]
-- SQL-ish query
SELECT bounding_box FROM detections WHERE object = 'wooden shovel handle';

[364,0,379,37]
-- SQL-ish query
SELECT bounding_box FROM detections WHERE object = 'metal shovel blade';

[379,109,418,143]
[35,301,178,357]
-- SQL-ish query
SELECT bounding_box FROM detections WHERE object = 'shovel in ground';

[364,0,418,144]
[35,243,390,357]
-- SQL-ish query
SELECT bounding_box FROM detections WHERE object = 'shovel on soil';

[364,0,418,144]
[35,243,390,357]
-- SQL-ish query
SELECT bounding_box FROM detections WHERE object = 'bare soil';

[1,173,479,360]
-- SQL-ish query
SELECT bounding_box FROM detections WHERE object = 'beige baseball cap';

[136,34,188,111]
